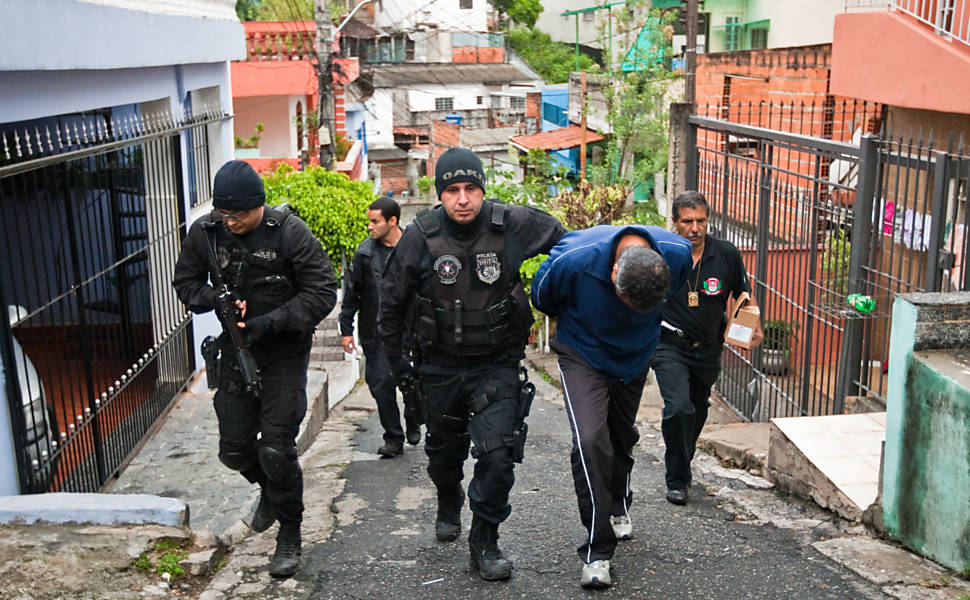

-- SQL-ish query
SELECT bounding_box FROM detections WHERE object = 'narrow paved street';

[290,377,888,600]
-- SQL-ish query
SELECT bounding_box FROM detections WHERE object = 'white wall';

[749,0,842,48]
[375,0,486,32]
[407,83,490,112]
[364,90,395,149]
[0,0,243,71]
[534,0,604,47]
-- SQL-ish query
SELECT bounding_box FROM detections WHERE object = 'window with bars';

[510,97,526,110]
[435,97,454,111]
[724,16,741,51]
[460,0,472,9]
[750,28,767,49]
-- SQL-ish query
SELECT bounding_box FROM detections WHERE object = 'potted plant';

[761,319,798,375]
[234,122,264,158]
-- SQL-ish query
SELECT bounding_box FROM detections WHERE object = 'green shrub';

[263,163,376,272]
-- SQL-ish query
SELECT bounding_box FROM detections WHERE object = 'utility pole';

[316,0,336,169]
[685,0,697,110]
[580,72,587,183]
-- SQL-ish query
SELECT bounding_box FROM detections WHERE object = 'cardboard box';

[724,292,761,349]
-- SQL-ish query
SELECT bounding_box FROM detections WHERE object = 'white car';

[7,305,58,492]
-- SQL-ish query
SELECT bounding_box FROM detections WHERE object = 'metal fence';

[688,101,969,421]
[0,105,228,492]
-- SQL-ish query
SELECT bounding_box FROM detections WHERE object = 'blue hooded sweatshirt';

[531,224,692,382]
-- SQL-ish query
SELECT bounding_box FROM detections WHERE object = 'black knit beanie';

[435,148,486,200]
[212,160,265,210]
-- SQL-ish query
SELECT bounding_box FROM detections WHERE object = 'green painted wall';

[883,295,970,574]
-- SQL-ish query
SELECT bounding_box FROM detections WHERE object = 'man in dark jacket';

[655,191,762,507]
[380,147,565,582]
[172,160,337,578]
[531,224,691,589]
[340,196,420,457]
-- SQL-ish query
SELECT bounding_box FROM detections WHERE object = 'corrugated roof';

[367,63,538,86]
[462,127,520,149]
[509,126,605,151]
[368,147,408,161]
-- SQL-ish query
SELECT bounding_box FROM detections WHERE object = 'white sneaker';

[611,514,633,540]
[580,559,612,588]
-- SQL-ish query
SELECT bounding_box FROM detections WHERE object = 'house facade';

[0,0,242,495]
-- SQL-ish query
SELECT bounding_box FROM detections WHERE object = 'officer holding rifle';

[172,160,337,578]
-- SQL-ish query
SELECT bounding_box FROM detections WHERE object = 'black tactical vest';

[411,201,534,358]
[209,206,298,319]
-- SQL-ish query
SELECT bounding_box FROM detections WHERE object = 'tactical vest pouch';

[414,296,439,347]
[508,283,535,340]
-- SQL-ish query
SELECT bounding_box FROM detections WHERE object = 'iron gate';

[0,105,229,492]
[687,102,970,421]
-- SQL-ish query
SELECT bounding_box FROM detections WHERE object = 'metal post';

[835,133,879,409]
[925,150,951,291]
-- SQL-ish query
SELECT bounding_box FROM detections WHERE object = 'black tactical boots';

[250,488,276,533]
[269,522,302,578]
[435,484,465,542]
[468,514,512,581]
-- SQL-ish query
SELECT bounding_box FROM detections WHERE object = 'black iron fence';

[0,105,229,492]
[688,102,969,421]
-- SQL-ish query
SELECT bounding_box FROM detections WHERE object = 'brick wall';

[695,45,833,111]
[379,161,407,195]
[429,120,461,177]
[453,47,478,63]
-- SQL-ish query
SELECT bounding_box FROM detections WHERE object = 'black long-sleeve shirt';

[338,237,392,348]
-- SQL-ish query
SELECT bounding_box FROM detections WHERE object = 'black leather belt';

[660,328,705,352]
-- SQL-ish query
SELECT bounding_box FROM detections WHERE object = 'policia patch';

[434,254,462,284]
[475,251,501,284]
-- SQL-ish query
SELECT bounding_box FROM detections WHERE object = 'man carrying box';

[654,191,764,506]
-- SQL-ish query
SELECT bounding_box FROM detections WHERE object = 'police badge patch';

[475,251,501,284]
[434,255,462,284]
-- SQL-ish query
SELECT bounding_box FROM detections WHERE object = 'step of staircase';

[766,412,885,522]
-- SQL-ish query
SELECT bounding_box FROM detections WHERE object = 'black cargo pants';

[419,361,521,525]
[214,336,309,526]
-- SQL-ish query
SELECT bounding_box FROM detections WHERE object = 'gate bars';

[687,102,969,421]
[0,106,229,492]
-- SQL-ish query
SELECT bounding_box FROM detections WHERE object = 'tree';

[588,8,676,192]
[508,27,596,84]
[490,0,543,28]
[235,0,261,21]
[235,0,313,21]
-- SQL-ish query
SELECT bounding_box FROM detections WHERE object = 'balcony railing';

[844,0,970,49]
[243,21,316,62]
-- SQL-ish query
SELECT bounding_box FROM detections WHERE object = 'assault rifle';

[202,223,261,394]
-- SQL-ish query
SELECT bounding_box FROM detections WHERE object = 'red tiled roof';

[509,125,605,151]
[393,127,427,136]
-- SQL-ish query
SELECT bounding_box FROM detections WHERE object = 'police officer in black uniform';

[172,160,337,578]
[339,196,420,457]
[654,191,763,506]
[380,148,565,581]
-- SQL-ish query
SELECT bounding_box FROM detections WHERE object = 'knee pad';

[219,450,256,473]
[258,444,290,483]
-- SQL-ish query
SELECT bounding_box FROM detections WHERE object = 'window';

[510,96,526,110]
[476,96,484,105]
[435,97,454,111]
[583,11,595,22]
[724,16,741,51]
[750,28,767,50]
[460,0,472,9]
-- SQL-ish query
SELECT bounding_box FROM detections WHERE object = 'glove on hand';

[391,356,414,384]
[243,314,275,345]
